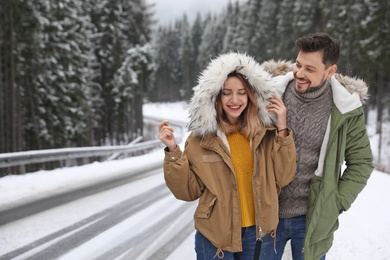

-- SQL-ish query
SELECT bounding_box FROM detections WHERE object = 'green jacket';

[263,60,374,260]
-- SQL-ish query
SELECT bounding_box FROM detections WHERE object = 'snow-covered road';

[0,102,389,259]
[1,155,389,260]
[0,168,197,260]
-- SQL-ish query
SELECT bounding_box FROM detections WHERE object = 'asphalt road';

[0,168,197,260]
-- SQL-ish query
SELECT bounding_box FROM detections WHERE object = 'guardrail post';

[20,165,26,175]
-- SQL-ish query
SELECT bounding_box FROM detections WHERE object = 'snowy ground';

[0,102,389,259]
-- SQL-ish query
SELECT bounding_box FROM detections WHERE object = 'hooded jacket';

[262,60,374,260]
[163,53,296,254]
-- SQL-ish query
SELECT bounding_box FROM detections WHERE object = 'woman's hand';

[266,96,288,138]
[158,120,177,152]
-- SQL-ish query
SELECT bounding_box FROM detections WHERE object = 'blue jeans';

[195,226,257,260]
[260,215,326,260]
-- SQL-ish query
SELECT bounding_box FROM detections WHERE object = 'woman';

[158,52,296,259]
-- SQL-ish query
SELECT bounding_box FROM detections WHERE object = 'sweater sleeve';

[163,138,204,202]
[338,113,374,212]
[273,128,297,189]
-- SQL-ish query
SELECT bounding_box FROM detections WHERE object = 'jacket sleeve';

[163,138,204,202]
[273,128,297,189]
[338,113,374,212]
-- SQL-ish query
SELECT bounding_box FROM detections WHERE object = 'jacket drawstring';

[214,248,225,258]
[212,230,276,258]
[270,229,277,253]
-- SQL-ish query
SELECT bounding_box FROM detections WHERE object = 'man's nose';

[295,67,304,78]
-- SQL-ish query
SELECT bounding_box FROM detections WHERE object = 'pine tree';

[178,15,194,100]
[30,0,94,148]
[150,27,168,102]
[152,24,183,102]
[361,0,390,135]
[292,0,323,35]
[111,44,154,143]
[249,0,281,60]
[274,0,297,60]
[88,0,127,145]
[222,1,245,53]
[0,0,21,153]
[189,13,204,85]
[124,0,153,45]
[197,14,223,70]
[242,0,263,56]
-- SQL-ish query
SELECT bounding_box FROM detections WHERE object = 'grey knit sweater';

[279,79,334,218]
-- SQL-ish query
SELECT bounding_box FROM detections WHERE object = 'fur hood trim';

[188,52,279,137]
[261,59,370,103]
[334,74,369,103]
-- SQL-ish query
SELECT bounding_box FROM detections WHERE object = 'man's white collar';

[273,72,362,114]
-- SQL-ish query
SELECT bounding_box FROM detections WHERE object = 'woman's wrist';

[277,127,288,133]
[168,144,177,152]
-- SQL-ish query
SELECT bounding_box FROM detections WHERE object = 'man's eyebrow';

[296,61,316,70]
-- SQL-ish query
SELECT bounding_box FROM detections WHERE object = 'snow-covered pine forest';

[1,0,389,175]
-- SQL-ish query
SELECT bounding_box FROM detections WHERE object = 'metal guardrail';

[0,139,162,169]
[0,116,187,172]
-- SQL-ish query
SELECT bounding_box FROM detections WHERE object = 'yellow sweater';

[227,131,255,227]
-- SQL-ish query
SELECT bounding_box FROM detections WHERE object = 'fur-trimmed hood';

[261,59,370,104]
[187,52,280,137]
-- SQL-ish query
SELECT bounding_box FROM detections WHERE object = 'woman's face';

[221,76,248,125]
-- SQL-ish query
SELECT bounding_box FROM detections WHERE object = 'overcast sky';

[147,0,246,26]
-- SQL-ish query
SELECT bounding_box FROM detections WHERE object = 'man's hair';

[295,32,340,67]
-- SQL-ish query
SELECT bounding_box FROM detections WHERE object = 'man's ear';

[326,64,337,78]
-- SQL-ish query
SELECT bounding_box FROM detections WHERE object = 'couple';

[158,33,374,260]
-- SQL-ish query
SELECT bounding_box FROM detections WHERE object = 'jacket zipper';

[257,226,263,240]
[304,116,346,255]
[252,145,263,241]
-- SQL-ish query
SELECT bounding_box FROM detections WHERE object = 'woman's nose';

[231,93,239,102]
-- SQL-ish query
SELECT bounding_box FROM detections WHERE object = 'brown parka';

[162,53,296,254]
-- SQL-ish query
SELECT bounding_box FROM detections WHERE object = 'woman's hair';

[215,72,262,138]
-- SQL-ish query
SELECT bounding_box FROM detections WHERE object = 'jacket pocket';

[194,193,217,219]
[307,175,327,210]
[310,187,342,244]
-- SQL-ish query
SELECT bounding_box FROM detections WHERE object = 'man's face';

[292,51,336,93]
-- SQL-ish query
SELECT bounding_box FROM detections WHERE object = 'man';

[260,32,374,260]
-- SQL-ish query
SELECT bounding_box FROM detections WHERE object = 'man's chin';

[295,84,309,93]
